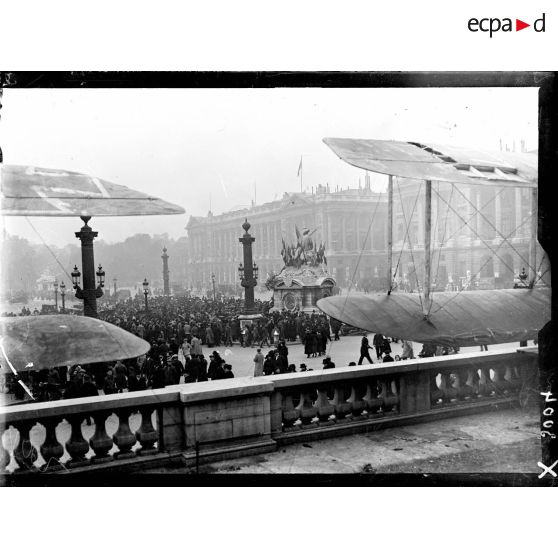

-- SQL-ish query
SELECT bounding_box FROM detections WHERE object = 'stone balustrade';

[0,348,538,474]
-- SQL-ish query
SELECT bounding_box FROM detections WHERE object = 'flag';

[297,157,302,177]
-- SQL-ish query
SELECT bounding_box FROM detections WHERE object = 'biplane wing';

[0,314,150,371]
[0,164,185,216]
[317,288,550,347]
[323,138,537,188]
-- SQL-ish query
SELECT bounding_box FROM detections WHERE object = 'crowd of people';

[2,294,467,404]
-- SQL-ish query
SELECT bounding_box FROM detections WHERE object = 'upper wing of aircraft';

[317,288,550,347]
[323,138,537,188]
[0,164,185,216]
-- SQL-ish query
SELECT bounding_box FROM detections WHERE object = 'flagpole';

[300,156,303,193]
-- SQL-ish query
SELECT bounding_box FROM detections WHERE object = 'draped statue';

[280,226,327,268]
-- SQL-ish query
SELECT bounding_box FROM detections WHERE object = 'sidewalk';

[149,407,540,474]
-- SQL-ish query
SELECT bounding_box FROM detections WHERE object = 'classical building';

[184,178,543,294]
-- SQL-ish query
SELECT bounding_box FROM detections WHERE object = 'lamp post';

[60,281,66,313]
[238,219,258,314]
[211,272,216,301]
[53,279,59,312]
[142,278,149,312]
[71,262,105,318]
[73,216,105,318]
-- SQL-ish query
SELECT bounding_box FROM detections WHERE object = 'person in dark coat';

[114,361,128,393]
[275,351,288,374]
[208,354,224,381]
[183,356,197,383]
[322,357,336,369]
[222,364,234,379]
[372,333,385,360]
[304,329,313,358]
[170,355,185,379]
[358,336,374,365]
[382,351,394,363]
[151,362,166,389]
[382,337,392,356]
[78,374,99,425]
[197,355,209,382]
[263,352,275,375]
[127,369,141,391]
[277,340,289,362]
[103,369,117,395]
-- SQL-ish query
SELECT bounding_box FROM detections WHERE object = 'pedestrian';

[358,336,374,365]
[114,361,128,393]
[190,335,203,356]
[263,351,275,375]
[382,351,394,363]
[401,339,414,360]
[103,369,117,395]
[222,364,234,379]
[253,348,264,377]
[322,356,336,369]
[373,333,385,360]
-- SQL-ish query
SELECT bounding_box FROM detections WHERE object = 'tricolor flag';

[297,157,302,177]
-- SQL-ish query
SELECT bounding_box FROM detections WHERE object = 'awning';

[323,138,537,188]
[317,288,550,347]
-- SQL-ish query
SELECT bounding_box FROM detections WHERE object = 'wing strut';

[424,180,432,316]
[387,175,393,294]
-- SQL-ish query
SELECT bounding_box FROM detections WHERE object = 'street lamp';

[96,264,105,289]
[252,263,259,281]
[211,272,216,300]
[238,263,244,281]
[60,281,66,313]
[113,277,117,297]
[142,278,149,312]
[71,265,81,289]
[53,279,59,312]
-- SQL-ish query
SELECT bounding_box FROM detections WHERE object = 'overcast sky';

[0,86,538,247]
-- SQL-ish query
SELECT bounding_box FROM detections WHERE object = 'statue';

[280,225,327,268]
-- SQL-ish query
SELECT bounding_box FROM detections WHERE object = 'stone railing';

[0,348,538,474]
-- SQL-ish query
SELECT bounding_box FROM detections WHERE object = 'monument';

[267,226,336,313]
[238,219,263,327]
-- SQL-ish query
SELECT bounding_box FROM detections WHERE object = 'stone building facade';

[184,180,542,294]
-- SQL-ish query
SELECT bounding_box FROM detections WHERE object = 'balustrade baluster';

[89,411,113,463]
[135,407,158,455]
[430,373,443,406]
[493,365,510,395]
[0,424,10,472]
[466,368,480,398]
[478,366,495,397]
[505,363,521,392]
[113,409,137,459]
[13,421,38,472]
[364,380,382,415]
[380,379,399,412]
[314,386,335,423]
[455,369,473,400]
[66,414,91,467]
[331,383,352,421]
[39,418,64,471]
[347,380,367,419]
[282,391,300,429]
[295,390,318,426]
[440,371,458,403]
